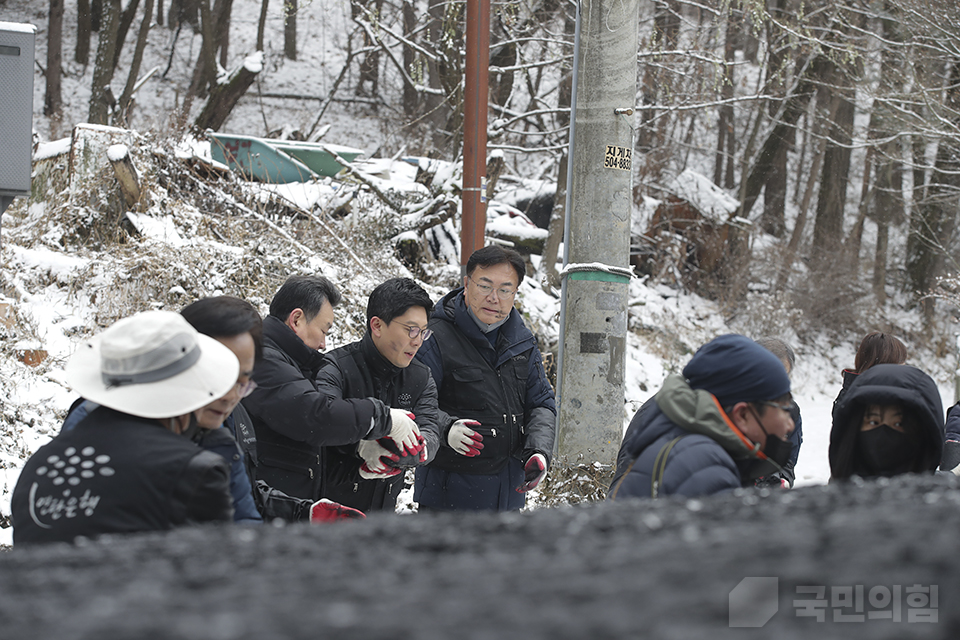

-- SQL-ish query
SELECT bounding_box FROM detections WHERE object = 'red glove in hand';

[517,453,547,492]
[388,409,422,455]
[358,439,403,479]
[310,499,366,523]
[379,433,428,468]
[447,419,483,457]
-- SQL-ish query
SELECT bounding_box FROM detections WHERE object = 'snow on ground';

[3,0,960,548]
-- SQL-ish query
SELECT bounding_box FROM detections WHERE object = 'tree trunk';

[714,10,735,188]
[119,0,156,120]
[734,54,822,221]
[638,0,679,155]
[759,0,791,238]
[76,0,92,64]
[194,58,260,131]
[88,0,121,125]
[214,0,232,67]
[433,0,464,158]
[111,0,141,70]
[354,0,384,95]
[907,61,960,321]
[186,0,217,100]
[401,0,418,117]
[256,0,268,50]
[92,0,103,30]
[284,0,297,60]
[44,0,64,118]
[811,59,855,264]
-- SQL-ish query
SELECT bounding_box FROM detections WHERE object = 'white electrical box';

[0,22,36,198]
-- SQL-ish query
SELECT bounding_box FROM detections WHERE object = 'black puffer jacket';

[12,406,233,544]
[241,315,392,501]
[317,332,440,512]
[829,364,944,480]
[415,289,556,475]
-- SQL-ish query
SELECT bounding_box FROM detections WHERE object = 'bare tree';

[118,0,157,120]
[44,0,64,119]
[284,0,297,60]
[76,0,91,64]
[88,0,121,125]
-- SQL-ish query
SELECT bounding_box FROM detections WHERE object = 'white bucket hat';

[64,310,240,419]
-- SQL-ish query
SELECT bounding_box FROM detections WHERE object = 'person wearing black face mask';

[609,334,796,501]
[830,364,944,481]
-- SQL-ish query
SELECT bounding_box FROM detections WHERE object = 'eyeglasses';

[468,276,517,300]
[394,322,433,341]
[756,399,795,413]
[235,379,258,398]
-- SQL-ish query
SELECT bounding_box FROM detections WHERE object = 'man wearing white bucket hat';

[11,311,239,544]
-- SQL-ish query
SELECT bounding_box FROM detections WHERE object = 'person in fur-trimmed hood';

[609,334,795,500]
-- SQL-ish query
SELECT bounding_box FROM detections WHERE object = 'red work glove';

[358,439,403,479]
[379,433,428,467]
[310,499,366,523]
[517,453,547,492]
[447,419,483,457]
[388,409,423,456]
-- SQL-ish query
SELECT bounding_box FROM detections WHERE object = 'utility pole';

[556,0,639,466]
[460,0,490,273]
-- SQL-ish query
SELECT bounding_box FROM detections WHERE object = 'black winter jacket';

[414,289,556,475]
[317,332,440,512]
[226,403,315,522]
[608,375,777,500]
[12,406,233,544]
[829,364,944,479]
[241,315,393,501]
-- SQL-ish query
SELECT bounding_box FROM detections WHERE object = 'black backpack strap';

[651,436,684,499]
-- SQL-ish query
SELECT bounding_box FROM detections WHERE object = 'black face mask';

[761,434,793,469]
[858,425,919,476]
[740,406,793,481]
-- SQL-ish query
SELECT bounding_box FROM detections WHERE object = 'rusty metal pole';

[460,0,490,273]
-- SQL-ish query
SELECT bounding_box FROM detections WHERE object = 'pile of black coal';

[1,473,957,639]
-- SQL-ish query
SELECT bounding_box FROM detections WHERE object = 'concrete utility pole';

[556,0,639,467]
[460,0,490,273]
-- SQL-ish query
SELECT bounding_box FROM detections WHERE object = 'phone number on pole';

[604,145,632,171]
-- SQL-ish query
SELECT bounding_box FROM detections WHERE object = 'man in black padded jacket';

[242,275,423,502]
[317,278,440,512]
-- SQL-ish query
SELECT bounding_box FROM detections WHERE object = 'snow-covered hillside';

[2,0,959,550]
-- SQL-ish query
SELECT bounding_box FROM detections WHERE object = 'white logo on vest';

[27,446,111,528]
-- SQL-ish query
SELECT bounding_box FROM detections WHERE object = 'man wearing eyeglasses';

[316,277,441,512]
[413,245,557,512]
[241,275,425,508]
[608,334,796,501]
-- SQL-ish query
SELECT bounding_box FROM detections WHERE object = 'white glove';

[388,408,422,455]
[447,419,483,457]
[358,439,402,480]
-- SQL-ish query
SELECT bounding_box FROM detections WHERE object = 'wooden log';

[107,144,141,208]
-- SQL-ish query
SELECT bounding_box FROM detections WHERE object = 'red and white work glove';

[310,498,366,523]
[358,438,403,480]
[447,419,483,457]
[517,453,547,492]
[388,408,424,457]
